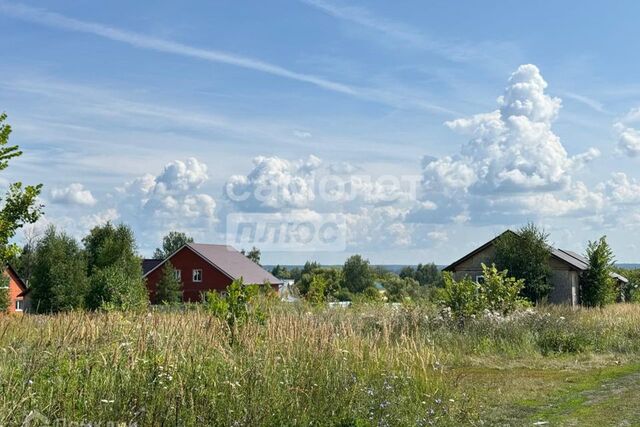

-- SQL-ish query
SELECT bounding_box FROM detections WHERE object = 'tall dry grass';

[2,302,640,425]
[0,306,470,426]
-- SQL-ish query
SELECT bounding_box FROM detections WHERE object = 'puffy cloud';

[51,183,97,206]
[225,155,320,210]
[153,157,209,194]
[614,122,640,157]
[424,64,597,195]
[599,173,640,204]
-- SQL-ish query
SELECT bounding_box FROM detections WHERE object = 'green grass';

[2,303,640,425]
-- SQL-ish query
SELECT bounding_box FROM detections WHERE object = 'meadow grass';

[1,302,640,426]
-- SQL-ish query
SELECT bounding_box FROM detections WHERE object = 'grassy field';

[1,303,640,426]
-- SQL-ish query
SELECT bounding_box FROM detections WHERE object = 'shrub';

[85,262,149,311]
[155,262,182,304]
[0,275,8,313]
[581,236,615,307]
[440,264,526,320]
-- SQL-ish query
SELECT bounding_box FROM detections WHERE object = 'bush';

[440,264,526,320]
[86,262,149,311]
[0,276,8,313]
[155,262,182,304]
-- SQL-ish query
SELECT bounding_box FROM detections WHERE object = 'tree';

[85,261,149,311]
[242,246,261,265]
[306,274,327,305]
[155,261,182,304]
[83,222,138,275]
[83,223,149,310]
[493,223,552,303]
[399,263,443,287]
[271,264,292,280]
[0,113,43,264]
[581,236,615,307]
[341,255,373,294]
[30,226,88,313]
[153,231,193,259]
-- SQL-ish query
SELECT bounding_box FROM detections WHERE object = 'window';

[192,269,203,282]
[15,299,23,312]
[475,275,485,285]
[174,269,182,281]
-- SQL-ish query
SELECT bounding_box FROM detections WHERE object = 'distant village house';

[443,230,628,306]
[143,243,282,303]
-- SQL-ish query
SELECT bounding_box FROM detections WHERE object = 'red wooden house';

[142,243,281,303]
[3,265,30,314]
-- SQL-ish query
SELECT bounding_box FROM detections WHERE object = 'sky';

[2,0,640,264]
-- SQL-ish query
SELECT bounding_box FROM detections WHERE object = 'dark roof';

[443,230,517,271]
[143,243,282,285]
[142,259,163,275]
[188,243,282,285]
[445,231,629,283]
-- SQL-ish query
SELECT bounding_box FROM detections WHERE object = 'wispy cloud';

[559,91,608,114]
[0,1,454,115]
[300,0,517,65]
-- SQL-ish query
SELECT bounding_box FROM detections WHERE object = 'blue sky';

[2,0,640,264]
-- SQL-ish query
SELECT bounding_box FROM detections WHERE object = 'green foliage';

[581,236,615,307]
[154,262,182,304]
[481,263,527,315]
[270,264,291,279]
[83,222,138,275]
[441,273,482,319]
[296,264,341,298]
[306,274,327,305]
[440,264,526,319]
[85,261,148,311]
[204,278,265,343]
[399,263,443,287]
[241,246,261,265]
[0,275,8,313]
[341,255,373,294]
[84,222,148,310]
[493,223,552,303]
[0,113,43,264]
[382,276,426,303]
[30,226,88,313]
[153,231,193,259]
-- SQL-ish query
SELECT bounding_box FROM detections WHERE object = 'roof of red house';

[143,243,282,285]
[142,259,163,275]
[5,265,29,296]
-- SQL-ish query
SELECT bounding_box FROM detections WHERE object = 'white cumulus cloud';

[51,183,97,206]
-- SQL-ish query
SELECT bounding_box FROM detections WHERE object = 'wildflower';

[100,399,115,404]
[434,398,442,405]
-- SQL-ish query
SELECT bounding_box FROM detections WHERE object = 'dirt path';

[528,367,640,426]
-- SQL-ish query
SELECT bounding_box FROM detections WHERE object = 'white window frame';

[475,275,485,284]
[174,269,182,281]
[192,269,203,283]
[15,299,23,312]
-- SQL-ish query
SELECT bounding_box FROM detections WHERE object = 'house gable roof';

[442,230,517,272]
[444,230,629,283]
[5,265,29,296]
[143,243,282,285]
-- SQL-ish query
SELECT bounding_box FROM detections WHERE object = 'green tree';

[83,222,138,275]
[399,263,443,287]
[271,264,292,280]
[341,255,373,294]
[306,274,327,305]
[0,113,43,264]
[493,223,552,303]
[155,261,182,304]
[83,222,149,310]
[30,226,88,313]
[242,246,261,265]
[153,231,193,259]
[581,236,615,307]
[85,261,149,311]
